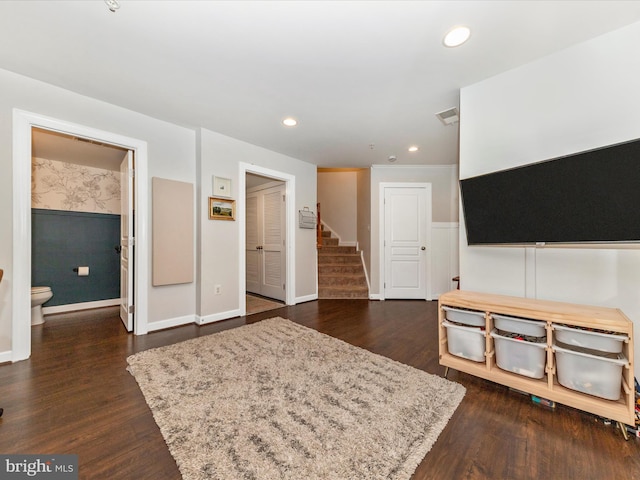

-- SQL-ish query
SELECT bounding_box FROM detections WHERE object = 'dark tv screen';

[460,138,640,245]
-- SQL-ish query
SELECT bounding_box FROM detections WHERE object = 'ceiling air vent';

[435,107,459,126]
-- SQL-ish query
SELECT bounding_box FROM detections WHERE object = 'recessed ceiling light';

[408,146,419,152]
[443,26,471,47]
[282,117,298,127]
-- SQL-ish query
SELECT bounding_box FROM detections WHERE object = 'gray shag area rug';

[126,317,465,480]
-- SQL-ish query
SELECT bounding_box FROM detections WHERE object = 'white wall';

[0,67,319,358]
[459,22,640,362]
[0,67,196,356]
[431,223,460,298]
[197,128,317,321]
[369,164,459,297]
[317,170,358,245]
[357,168,372,282]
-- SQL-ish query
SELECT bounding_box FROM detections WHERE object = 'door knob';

[421,246,426,250]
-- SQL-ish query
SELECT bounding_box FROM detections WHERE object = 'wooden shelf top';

[439,290,632,333]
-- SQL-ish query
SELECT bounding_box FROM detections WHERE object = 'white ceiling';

[3,1,640,169]
[32,128,128,171]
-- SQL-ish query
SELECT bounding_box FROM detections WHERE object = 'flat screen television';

[459,138,640,246]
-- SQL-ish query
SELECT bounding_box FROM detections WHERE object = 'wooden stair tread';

[317,226,368,299]
[318,286,369,299]
[319,273,366,279]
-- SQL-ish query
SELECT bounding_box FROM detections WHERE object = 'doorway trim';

[238,163,295,315]
[378,182,432,301]
[12,109,149,361]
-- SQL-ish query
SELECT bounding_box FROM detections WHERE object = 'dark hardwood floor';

[1,300,639,479]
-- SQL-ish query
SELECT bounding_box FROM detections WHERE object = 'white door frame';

[378,182,432,301]
[12,109,149,361]
[238,163,295,315]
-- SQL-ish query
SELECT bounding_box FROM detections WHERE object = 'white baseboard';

[0,350,12,364]
[146,314,197,332]
[295,293,317,304]
[196,309,242,326]
[369,293,382,300]
[43,298,120,315]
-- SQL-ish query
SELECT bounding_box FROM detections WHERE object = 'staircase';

[318,227,368,299]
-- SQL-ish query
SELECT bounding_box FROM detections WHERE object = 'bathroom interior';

[30,128,129,326]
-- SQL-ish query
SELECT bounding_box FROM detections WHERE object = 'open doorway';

[31,128,130,326]
[12,110,149,361]
[245,173,286,313]
[239,163,296,316]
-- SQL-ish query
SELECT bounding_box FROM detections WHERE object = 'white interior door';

[245,183,286,301]
[120,151,134,331]
[384,186,429,299]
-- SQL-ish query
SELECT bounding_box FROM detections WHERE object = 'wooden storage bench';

[438,290,635,436]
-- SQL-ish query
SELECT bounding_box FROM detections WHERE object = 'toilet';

[31,286,53,326]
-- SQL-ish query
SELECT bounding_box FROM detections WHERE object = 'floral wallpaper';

[32,158,121,214]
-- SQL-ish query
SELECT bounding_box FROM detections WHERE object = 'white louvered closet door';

[245,184,286,301]
[260,187,285,300]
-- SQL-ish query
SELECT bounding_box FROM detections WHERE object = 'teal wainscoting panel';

[31,209,121,307]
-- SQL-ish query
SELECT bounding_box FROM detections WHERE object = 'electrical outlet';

[214,285,222,295]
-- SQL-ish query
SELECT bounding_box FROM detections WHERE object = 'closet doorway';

[245,174,286,302]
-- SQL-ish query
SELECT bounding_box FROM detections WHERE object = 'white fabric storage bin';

[553,342,627,401]
[442,306,485,327]
[443,320,486,362]
[490,329,547,379]
[493,314,546,337]
[553,324,627,353]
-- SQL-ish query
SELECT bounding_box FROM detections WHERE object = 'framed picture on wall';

[213,176,232,197]
[209,197,236,220]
